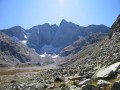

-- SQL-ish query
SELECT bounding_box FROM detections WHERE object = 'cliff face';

[27,23,58,53]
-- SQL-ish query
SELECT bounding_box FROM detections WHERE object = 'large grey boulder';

[97,79,111,89]
[93,62,120,79]
[78,79,92,87]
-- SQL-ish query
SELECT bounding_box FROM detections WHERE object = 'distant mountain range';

[0,19,110,55]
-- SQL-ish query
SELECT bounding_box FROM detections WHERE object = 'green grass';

[90,80,98,87]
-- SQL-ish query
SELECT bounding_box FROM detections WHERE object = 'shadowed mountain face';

[1,19,110,54]
[27,23,58,52]
[51,19,80,47]
[1,26,27,40]
[0,32,41,66]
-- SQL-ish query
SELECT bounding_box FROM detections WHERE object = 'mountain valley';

[0,15,120,90]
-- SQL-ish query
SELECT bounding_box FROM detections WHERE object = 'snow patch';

[52,54,59,59]
[40,52,47,58]
[24,34,27,39]
[39,52,59,59]
[20,40,27,44]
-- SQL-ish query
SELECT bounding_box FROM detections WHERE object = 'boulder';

[93,62,120,79]
[78,79,92,87]
[68,75,84,81]
[54,76,64,82]
[97,79,111,88]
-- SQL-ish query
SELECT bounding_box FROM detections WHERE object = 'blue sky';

[0,0,120,29]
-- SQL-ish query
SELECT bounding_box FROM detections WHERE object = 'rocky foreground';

[1,61,120,90]
[0,15,120,90]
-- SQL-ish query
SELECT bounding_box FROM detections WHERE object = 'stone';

[54,76,64,82]
[97,80,112,90]
[97,79,111,87]
[68,75,84,81]
[10,80,16,84]
[93,62,120,79]
[78,79,92,87]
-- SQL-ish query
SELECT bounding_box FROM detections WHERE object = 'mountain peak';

[42,23,50,26]
[61,19,68,24]
[10,25,23,29]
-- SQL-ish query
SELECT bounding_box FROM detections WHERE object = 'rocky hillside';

[51,14,120,90]
[0,32,41,66]
[59,14,120,77]
[1,20,110,54]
